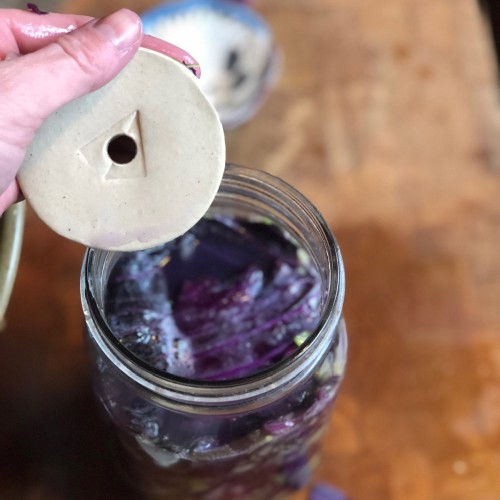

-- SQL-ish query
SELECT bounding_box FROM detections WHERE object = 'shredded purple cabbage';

[106,217,322,381]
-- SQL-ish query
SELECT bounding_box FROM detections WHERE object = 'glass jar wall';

[81,165,346,499]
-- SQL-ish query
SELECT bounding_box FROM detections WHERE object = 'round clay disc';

[17,45,225,251]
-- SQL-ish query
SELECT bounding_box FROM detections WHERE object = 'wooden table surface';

[2,0,500,498]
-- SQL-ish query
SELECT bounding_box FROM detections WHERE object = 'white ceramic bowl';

[141,0,280,129]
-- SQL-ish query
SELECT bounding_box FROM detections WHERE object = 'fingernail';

[93,9,142,52]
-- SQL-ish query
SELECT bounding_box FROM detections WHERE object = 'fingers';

[0,9,143,198]
[1,10,93,53]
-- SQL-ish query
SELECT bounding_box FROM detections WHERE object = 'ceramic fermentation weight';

[17,43,226,252]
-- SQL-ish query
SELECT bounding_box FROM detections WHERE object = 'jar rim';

[81,164,345,412]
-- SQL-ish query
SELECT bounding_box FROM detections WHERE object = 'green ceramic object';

[0,202,25,326]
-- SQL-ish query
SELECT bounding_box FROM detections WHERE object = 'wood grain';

[2,0,500,498]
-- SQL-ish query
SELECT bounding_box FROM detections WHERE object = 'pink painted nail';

[142,35,201,79]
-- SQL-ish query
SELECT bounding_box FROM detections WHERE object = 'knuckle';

[55,34,107,80]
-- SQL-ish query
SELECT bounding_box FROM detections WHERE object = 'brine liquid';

[105,217,322,381]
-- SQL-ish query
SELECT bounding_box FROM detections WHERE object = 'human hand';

[0,8,143,215]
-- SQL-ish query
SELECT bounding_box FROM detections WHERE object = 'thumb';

[0,8,142,197]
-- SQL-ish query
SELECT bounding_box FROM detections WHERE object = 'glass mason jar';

[81,165,347,500]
